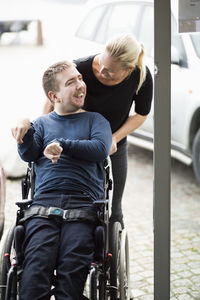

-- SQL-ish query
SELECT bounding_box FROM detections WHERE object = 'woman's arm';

[110,67,153,154]
[110,113,147,155]
[42,98,54,115]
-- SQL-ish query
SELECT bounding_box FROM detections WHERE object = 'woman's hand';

[109,136,117,155]
[11,118,31,144]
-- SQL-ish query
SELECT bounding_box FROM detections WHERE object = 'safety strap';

[19,206,99,224]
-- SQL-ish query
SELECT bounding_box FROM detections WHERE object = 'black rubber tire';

[0,223,15,300]
[119,229,130,299]
[192,128,200,184]
[90,267,97,300]
[109,221,122,300]
[0,219,4,240]
[89,267,107,300]
[98,273,106,300]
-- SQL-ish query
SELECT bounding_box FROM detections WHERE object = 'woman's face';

[98,51,131,81]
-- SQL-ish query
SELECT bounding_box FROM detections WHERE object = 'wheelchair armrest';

[94,199,108,208]
[14,225,25,265]
[15,199,33,209]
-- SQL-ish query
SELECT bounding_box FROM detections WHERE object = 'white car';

[71,0,200,184]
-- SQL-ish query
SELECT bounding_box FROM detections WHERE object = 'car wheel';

[192,128,200,184]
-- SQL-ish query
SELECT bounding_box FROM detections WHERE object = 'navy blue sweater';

[18,111,112,200]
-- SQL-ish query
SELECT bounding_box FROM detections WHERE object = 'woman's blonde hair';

[105,34,146,94]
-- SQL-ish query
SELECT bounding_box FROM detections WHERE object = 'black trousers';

[110,141,128,227]
[20,218,95,300]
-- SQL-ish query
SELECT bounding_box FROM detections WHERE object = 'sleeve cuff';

[48,138,71,153]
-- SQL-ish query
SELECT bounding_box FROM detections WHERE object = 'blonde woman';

[43,34,153,228]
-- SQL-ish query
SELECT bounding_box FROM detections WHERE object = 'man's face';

[55,66,86,113]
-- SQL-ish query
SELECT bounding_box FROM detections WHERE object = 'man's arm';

[47,114,112,162]
[43,142,63,164]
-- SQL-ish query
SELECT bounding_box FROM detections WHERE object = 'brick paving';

[2,144,200,299]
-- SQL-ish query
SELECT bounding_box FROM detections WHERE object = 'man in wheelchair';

[11,60,112,300]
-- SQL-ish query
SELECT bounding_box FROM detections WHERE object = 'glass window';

[92,6,112,44]
[139,5,154,57]
[75,5,107,41]
[78,2,142,44]
[76,3,142,44]
[171,15,188,67]
[102,3,142,42]
[190,33,200,59]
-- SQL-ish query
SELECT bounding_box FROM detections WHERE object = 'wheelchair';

[0,160,131,300]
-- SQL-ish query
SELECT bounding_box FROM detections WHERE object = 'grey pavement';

[2,144,200,299]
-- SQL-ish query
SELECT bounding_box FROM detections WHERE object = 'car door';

[134,3,154,137]
[170,15,192,149]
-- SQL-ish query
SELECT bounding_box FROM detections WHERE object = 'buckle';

[48,207,64,218]
[63,209,69,220]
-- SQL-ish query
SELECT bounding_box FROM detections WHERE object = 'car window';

[101,3,142,42]
[76,2,142,44]
[171,15,188,67]
[138,5,154,57]
[92,6,112,43]
[75,4,107,41]
[190,33,200,59]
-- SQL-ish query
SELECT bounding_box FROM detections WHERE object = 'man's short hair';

[42,60,76,100]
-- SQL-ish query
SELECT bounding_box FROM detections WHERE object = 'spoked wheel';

[119,229,130,299]
[99,272,107,300]
[0,223,16,300]
[89,265,107,300]
[109,221,122,300]
[90,267,97,300]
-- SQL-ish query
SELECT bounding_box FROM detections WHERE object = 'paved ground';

[2,144,200,299]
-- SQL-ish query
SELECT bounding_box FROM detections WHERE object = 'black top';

[74,55,153,144]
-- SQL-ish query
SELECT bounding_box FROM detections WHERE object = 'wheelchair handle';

[15,199,33,209]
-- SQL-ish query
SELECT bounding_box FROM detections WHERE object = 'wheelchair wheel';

[0,223,15,300]
[0,219,4,241]
[89,266,107,300]
[90,267,97,300]
[109,221,122,300]
[119,229,130,299]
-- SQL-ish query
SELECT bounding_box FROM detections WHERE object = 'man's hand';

[43,142,63,164]
[109,136,117,155]
[11,118,31,144]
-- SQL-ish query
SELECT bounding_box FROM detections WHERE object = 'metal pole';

[154,0,171,299]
